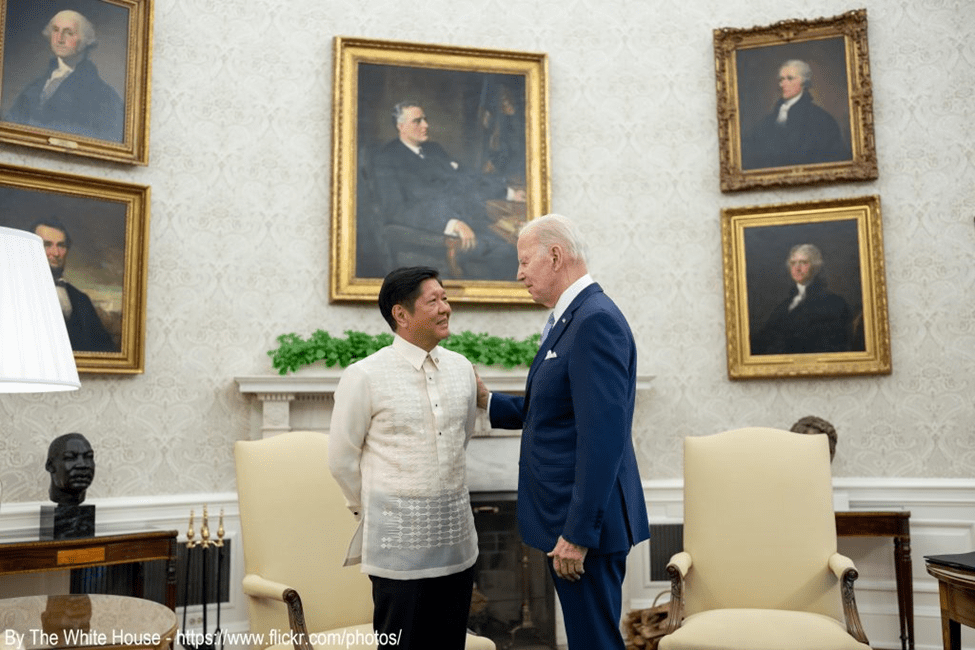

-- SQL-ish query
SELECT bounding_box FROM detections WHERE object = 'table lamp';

[0,226,80,393]
[1,226,80,523]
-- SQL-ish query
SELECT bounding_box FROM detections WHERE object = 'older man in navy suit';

[477,213,650,649]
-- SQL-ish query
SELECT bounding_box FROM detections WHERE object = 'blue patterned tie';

[540,313,555,345]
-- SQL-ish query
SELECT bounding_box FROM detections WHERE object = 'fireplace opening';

[469,492,556,649]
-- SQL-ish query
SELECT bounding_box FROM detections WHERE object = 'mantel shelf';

[235,368,654,439]
[236,368,655,396]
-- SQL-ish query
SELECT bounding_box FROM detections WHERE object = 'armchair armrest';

[828,553,869,645]
[664,552,692,635]
[242,574,312,650]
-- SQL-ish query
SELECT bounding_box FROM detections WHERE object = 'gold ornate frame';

[0,0,153,164]
[713,9,877,192]
[330,37,550,304]
[721,195,890,380]
[0,163,151,373]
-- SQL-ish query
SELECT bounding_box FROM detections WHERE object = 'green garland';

[268,329,540,375]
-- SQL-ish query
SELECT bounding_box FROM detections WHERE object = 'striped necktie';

[540,313,555,345]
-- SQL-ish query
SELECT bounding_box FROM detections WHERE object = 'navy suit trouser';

[550,550,628,650]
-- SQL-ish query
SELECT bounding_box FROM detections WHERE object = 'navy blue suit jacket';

[490,283,650,554]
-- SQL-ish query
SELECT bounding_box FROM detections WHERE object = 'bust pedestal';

[40,504,95,540]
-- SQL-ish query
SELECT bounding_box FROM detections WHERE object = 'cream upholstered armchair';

[659,427,870,650]
[234,430,495,650]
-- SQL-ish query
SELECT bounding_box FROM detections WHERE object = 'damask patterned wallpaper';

[0,0,972,502]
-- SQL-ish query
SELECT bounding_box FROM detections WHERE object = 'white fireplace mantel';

[235,367,654,439]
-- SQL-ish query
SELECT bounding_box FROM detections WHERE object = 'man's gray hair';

[520,213,588,264]
[392,100,421,127]
[787,243,824,276]
[44,10,98,51]
[781,59,813,90]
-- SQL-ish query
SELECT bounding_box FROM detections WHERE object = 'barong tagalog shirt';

[329,335,479,580]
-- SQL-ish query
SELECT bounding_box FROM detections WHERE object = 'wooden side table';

[835,511,914,650]
[925,561,975,650]
[0,530,178,610]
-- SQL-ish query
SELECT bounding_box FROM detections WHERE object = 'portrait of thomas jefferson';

[1,1,128,143]
[744,220,865,356]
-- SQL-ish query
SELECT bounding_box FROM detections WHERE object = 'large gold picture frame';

[0,0,153,164]
[714,9,877,192]
[0,163,150,373]
[722,195,890,380]
[330,37,550,304]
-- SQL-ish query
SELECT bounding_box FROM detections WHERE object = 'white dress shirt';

[547,273,595,327]
[777,91,803,124]
[329,335,479,579]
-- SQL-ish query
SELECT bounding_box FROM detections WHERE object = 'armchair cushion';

[660,609,870,650]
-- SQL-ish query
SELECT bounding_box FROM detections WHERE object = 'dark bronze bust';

[46,433,95,506]
[790,415,838,462]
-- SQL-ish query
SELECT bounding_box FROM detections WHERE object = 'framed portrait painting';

[330,37,550,304]
[721,195,891,380]
[0,0,153,164]
[0,163,150,373]
[713,9,877,192]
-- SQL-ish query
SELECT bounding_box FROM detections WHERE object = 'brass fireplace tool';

[181,506,225,650]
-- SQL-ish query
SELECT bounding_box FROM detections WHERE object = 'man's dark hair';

[378,266,441,331]
[31,218,72,249]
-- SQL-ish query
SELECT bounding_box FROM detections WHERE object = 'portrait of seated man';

[366,100,525,281]
[3,9,124,142]
[741,59,849,170]
[752,243,854,355]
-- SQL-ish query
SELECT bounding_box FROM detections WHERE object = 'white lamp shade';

[0,226,80,392]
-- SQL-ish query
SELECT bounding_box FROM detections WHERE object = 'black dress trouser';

[370,565,475,650]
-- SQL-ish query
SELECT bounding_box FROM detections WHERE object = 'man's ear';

[550,244,564,270]
[391,303,409,330]
[45,459,55,473]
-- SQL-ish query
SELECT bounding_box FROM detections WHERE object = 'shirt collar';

[392,334,440,370]
[400,139,423,156]
[549,274,594,324]
[782,91,803,111]
[55,57,75,74]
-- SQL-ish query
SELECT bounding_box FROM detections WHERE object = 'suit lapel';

[524,283,603,394]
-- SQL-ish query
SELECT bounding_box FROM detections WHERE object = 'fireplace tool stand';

[506,542,551,649]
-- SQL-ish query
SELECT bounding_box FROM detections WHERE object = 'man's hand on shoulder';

[474,368,489,410]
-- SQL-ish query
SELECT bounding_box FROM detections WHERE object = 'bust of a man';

[46,433,95,506]
[790,416,838,462]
